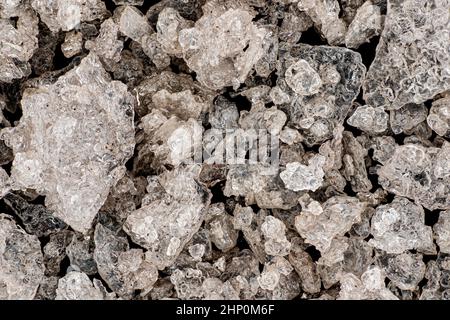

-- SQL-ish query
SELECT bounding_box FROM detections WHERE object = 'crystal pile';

[0,0,449,300]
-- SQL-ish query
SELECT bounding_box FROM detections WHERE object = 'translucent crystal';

[295,196,366,252]
[115,5,152,43]
[61,31,83,59]
[2,193,67,237]
[178,4,267,89]
[56,271,105,300]
[280,154,326,192]
[285,59,322,96]
[347,105,389,134]
[205,203,238,252]
[342,131,372,192]
[85,18,124,64]
[1,54,135,233]
[345,1,383,49]
[338,267,398,300]
[0,9,38,83]
[297,0,347,45]
[378,143,450,211]
[124,166,211,269]
[369,197,434,254]
[43,231,72,276]
[157,7,193,57]
[0,214,44,299]
[377,252,426,291]
[94,224,158,298]
[31,0,107,32]
[434,210,450,254]
[363,0,450,110]
[170,268,204,299]
[427,97,450,137]
[261,216,291,257]
[66,235,97,275]
[277,44,366,145]
[389,103,428,135]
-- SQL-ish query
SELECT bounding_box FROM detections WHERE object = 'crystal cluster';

[0,0,449,301]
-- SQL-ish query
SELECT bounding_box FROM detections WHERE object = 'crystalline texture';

[345,1,383,49]
[427,97,450,137]
[178,4,267,90]
[124,166,211,269]
[1,54,135,233]
[434,210,450,254]
[56,271,105,300]
[277,44,366,145]
[295,196,366,253]
[378,142,450,211]
[363,0,450,110]
[31,0,107,32]
[0,214,44,299]
[369,197,434,254]
[0,9,38,83]
[280,154,326,192]
[347,105,388,134]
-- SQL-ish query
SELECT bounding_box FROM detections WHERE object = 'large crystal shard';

[295,196,366,253]
[31,0,107,32]
[178,3,267,90]
[0,214,44,299]
[276,44,366,145]
[369,197,434,254]
[1,53,135,233]
[55,271,105,300]
[378,143,450,211]
[0,9,39,83]
[124,166,211,269]
[363,0,450,110]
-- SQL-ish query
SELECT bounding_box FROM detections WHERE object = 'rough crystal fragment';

[31,0,107,32]
[297,0,347,45]
[389,103,428,135]
[55,271,105,300]
[0,214,44,299]
[178,4,267,89]
[378,143,450,211]
[280,155,325,192]
[124,166,211,269]
[277,44,366,145]
[61,31,83,59]
[157,7,193,57]
[347,105,388,134]
[434,210,450,254]
[295,196,366,253]
[427,97,450,137]
[370,197,434,254]
[338,267,398,300]
[285,59,322,96]
[0,9,38,82]
[85,18,123,64]
[261,216,291,257]
[363,0,450,110]
[377,252,426,291]
[345,1,383,49]
[0,54,135,233]
[205,203,238,252]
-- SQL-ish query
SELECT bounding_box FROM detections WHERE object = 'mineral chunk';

[0,53,135,233]
[427,97,450,137]
[280,155,326,192]
[434,210,450,254]
[363,0,450,110]
[0,214,44,299]
[369,197,434,254]
[295,196,366,253]
[345,1,383,49]
[31,0,107,32]
[378,143,450,211]
[124,166,211,269]
[0,9,39,83]
[347,105,388,134]
[178,4,267,89]
[55,271,105,300]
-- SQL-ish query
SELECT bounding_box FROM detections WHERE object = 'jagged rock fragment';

[369,197,434,254]
[427,97,450,137]
[55,271,105,300]
[0,214,44,299]
[345,1,383,49]
[347,105,388,134]
[1,54,135,233]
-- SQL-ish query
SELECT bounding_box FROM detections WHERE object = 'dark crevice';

[305,245,321,262]
[299,27,328,46]
[355,36,380,69]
